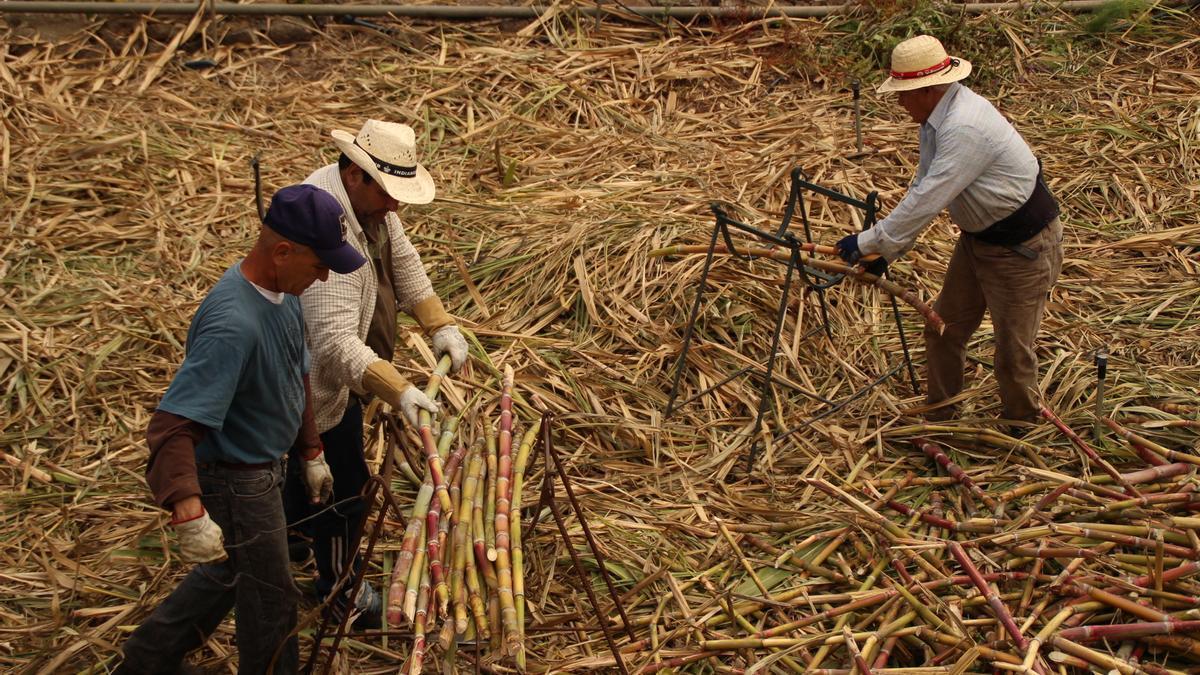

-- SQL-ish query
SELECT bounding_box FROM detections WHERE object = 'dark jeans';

[119,461,299,674]
[284,400,369,604]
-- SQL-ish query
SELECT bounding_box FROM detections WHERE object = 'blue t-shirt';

[158,262,310,464]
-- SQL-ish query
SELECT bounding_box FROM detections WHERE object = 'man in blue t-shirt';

[115,185,367,675]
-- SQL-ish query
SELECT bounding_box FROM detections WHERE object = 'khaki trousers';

[923,218,1063,422]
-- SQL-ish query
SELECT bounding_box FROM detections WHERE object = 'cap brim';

[332,129,437,205]
[315,241,368,275]
[878,58,971,93]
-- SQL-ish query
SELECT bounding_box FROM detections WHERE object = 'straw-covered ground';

[2,1,1199,673]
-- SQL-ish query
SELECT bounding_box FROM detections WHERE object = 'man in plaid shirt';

[286,119,469,628]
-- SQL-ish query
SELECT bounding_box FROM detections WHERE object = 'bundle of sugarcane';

[386,362,540,673]
[610,403,1200,675]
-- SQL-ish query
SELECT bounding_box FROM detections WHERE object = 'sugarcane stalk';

[1059,620,1200,642]
[485,427,499,561]
[471,443,499,591]
[403,524,427,621]
[1050,636,1151,675]
[1121,463,1195,484]
[652,241,871,261]
[426,481,449,618]
[844,626,874,675]
[1039,405,1141,496]
[409,567,432,675]
[452,445,483,635]
[1053,524,1197,559]
[418,356,455,514]
[649,243,944,333]
[388,478,434,625]
[947,542,1044,674]
[509,420,540,668]
[1104,418,1200,468]
[915,439,998,510]
[741,534,849,583]
[494,365,520,653]
[463,508,491,640]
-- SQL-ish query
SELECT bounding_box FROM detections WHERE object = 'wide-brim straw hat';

[332,120,436,204]
[877,35,972,93]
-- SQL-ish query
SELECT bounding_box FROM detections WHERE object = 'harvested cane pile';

[2,1,1200,673]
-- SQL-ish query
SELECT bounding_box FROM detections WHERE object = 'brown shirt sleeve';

[293,373,321,453]
[145,409,207,509]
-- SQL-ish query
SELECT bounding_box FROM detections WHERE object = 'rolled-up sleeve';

[858,125,992,261]
[301,268,378,395]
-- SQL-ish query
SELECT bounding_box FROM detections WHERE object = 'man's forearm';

[171,494,204,522]
[146,409,206,510]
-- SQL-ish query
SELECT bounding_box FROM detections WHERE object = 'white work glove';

[173,509,228,564]
[431,325,469,373]
[399,385,440,428]
[302,447,333,504]
[361,360,440,427]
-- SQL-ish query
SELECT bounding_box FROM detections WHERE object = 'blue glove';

[835,234,862,265]
[864,257,888,277]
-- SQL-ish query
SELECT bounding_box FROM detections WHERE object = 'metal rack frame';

[664,168,920,473]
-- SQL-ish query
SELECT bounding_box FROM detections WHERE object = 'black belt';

[970,166,1059,248]
[197,460,276,471]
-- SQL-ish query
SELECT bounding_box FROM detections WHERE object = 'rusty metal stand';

[664,167,921,474]
[305,410,635,673]
[526,411,636,675]
[303,415,414,675]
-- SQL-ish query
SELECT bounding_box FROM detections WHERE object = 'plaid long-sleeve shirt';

[301,164,438,432]
[858,83,1040,261]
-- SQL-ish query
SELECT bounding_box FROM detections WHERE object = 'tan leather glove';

[172,509,228,564]
[411,295,455,335]
[362,360,439,427]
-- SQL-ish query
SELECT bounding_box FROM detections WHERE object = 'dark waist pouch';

[972,170,1059,247]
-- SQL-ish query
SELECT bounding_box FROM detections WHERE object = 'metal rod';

[852,78,863,155]
[0,1,1168,17]
[744,243,799,474]
[664,213,721,417]
[250,154,264,223]
[539,414,632,673]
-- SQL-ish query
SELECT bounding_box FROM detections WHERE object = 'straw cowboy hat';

[877,35,972,93]
[332,120,436,204]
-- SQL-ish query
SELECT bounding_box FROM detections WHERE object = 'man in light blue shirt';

[836,35,1063,427]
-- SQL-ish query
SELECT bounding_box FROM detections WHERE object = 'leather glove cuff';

[411,295,455,335]
[361,360,411,409]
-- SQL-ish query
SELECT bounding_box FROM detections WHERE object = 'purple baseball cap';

[264,184,367,275]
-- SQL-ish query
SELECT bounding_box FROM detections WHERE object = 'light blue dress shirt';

[857,83,1040,261]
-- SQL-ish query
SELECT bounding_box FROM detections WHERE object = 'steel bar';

[1,1,1172,17]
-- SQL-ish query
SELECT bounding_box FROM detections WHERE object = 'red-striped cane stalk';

[388,478,433,625]
[493,365,520,653]
[1059,620,1200,642]
[419,356,455,515]
[1105,417,1200,467]
[648,244,944,333]
[915,439,998,511]
[408,566,432,675]
[948,541,1047,675]
[1040,405,1141,496]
